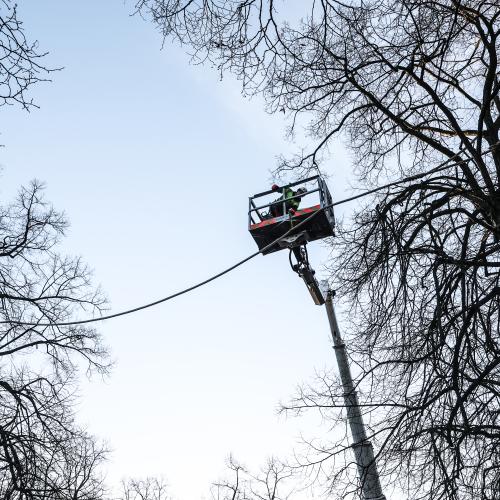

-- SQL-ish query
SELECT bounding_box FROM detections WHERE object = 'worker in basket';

[269,184,307,217]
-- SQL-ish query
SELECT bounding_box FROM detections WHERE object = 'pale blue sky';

[1,2,356,498]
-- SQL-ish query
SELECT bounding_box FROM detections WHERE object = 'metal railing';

[248,175,326,226]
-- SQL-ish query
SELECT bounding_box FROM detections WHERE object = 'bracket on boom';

[282,231,325,306]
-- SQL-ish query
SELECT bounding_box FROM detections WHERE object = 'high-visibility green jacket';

[282,187,301,210]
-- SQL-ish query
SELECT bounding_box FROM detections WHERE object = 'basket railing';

[248,175,323,226]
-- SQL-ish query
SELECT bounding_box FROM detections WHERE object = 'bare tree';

[0,181,110,499]
[0,1,53,110]
[134,1,500,498]
[50,433,109,500]
[0,430,108,500]
[119,477,170,500]
[211,456,295,500]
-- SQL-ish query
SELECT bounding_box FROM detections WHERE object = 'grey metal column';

[324,290,386,500]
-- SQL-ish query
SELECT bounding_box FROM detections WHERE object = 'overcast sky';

[1,2,357,498]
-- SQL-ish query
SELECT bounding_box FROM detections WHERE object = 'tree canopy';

[0,0,53,111]
[0,182,110,499]
[135,1,500,498]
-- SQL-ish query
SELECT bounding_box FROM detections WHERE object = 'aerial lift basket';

[248,175,335,254]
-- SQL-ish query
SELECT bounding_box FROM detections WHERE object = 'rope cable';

[2,145,497,327]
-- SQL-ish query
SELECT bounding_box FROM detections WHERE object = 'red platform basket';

[248,176,335,254]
